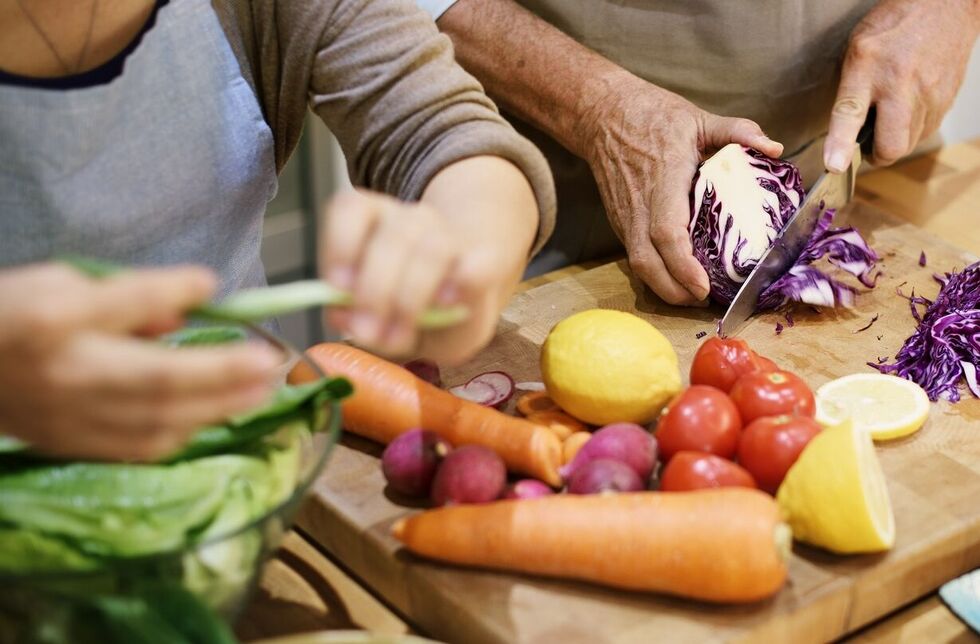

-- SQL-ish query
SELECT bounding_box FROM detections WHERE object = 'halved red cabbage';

[689,144,878,309]
[873,261,980,402]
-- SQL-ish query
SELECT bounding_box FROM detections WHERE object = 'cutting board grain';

[297,200,980,644]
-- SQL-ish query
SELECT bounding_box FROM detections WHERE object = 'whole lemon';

[540,309,681,425]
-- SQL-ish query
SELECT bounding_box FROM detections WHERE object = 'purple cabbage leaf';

[689,144,878,310]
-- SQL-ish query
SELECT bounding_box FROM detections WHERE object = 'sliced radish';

[403,359,442,387]
[449,371,515,408]
[515,381,546,392]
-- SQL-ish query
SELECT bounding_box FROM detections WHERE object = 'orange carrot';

[563,431,592,465]
[392,488,790,603]
[290,343,562,486]
[525,410,587,441]
[516,390,558,416]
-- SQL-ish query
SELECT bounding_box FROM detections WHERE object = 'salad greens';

[0,276,351,643]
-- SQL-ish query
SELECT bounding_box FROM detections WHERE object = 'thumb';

[702,114,784,158]
[85,266,218,334]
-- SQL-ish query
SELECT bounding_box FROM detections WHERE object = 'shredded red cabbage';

[854,314,880,333]
[756,209,879,309]
[919,251,927,267]
[872,261,980,401]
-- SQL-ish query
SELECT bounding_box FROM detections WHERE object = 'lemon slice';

[815,373,930,441]
[777,420,895,554]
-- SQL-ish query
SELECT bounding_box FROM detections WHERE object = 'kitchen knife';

[718,111,876,337]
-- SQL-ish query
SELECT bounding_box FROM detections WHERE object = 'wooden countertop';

[237,139,980,643]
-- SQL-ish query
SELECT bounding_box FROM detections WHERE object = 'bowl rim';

[0,323,342,581]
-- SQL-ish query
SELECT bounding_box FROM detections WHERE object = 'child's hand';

[0,264,280,460]
[321,157,540,365]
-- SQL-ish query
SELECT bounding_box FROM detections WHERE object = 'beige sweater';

[213,0,556,254]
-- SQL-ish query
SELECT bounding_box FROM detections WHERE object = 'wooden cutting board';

[297,200,980,644]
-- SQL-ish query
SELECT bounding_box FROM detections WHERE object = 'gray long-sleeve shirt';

[214,0,556,254]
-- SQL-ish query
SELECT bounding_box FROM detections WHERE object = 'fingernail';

[436,282,459,305]
[825,149,849,173]
[252,346,282,371]
[328,266,354,290]
[350,312,380,344]
[326,309,351,332]
[382,321,413,354]
[758,134,778,147]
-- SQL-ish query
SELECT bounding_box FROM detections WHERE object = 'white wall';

[941,41,980,144]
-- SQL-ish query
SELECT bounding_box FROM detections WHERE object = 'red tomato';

[737,415,822,494]
[655,385,742,461]
[755,355,780,372]
[689,338,775,392]
[659,451,757,492]
[729,370,815,424]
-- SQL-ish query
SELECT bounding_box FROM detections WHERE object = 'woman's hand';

[580,73,784,305]
[0,264,280,461]
[824,0,980,171]
[321,156,539,365]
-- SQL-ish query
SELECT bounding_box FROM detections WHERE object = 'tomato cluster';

[654,338,821,495]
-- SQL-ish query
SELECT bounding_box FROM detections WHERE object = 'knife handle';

[857,106,876,157]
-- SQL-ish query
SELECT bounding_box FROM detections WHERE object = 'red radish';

[503,479,555,500]
[567,459,645,495]
[449,371,515,409]
[431,445,507,505]
[381,429,452,497]
[560,423,657,483]
[402,359,441,387]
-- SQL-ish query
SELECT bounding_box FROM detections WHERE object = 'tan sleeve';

[304,0,556,256]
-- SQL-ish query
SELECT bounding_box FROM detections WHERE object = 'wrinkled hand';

[0,264,280,461]
[824,0,980,172]
[580,73,784,305]
[321,182,531,364]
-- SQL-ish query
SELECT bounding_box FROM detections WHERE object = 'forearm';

[422,156,538,271]
[438,0,633,159]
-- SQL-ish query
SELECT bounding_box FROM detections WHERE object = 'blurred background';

[263,45,980,348]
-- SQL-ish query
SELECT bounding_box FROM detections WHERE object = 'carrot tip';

[392,518,408,541]
[774,523,793,563]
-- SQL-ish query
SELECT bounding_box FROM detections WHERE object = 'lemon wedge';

[777,420,895,554]
[815,373,930,441]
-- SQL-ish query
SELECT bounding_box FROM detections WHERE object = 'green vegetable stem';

[61,256,469,329]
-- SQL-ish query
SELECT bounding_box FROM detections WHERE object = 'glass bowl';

[0,324,341,643]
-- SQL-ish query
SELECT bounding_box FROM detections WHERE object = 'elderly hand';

[0,264,280,461]
[824,0,980,172]
[580,72,784,305]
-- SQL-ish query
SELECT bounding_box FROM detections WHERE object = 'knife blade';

[718,110,875,337]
